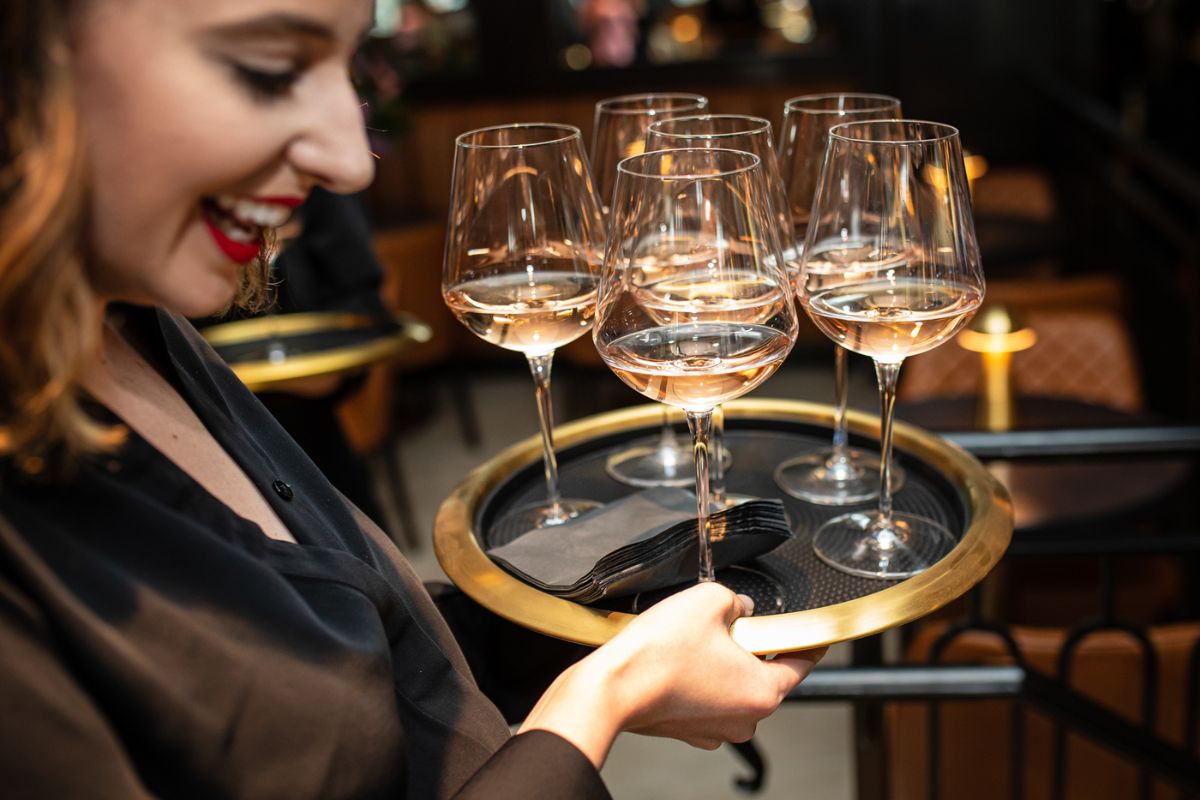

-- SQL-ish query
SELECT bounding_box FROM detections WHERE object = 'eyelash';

[233,64,300,101]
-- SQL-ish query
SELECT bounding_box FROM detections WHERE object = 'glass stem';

[527,352,563,521]
[686,409,715,583]
[830,346,850,462]
[874,359,903,526]
[710,405,726,509]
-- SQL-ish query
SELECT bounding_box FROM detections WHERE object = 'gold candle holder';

[957,305,1037,432]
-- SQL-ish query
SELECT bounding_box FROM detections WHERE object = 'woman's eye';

[233,64,300,100]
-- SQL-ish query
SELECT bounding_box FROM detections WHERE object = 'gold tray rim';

[433,398,1013,655]
[202,312,432,392]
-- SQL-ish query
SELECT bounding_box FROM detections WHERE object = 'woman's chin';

[166,277,243,321]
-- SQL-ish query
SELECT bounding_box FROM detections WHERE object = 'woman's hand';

[517,582,826,768]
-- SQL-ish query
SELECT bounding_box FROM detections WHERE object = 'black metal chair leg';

[446,369,481,448]
[727,738,767,794]
[374,440,421,551]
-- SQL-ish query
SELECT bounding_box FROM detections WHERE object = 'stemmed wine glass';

[589,93,714,489]
[774,94,905,505]
[595,147,798,583]
[443,124,606,529]
[643,113,793,508]
[798,120,984,578]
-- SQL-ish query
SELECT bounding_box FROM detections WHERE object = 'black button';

[271,480,294,500]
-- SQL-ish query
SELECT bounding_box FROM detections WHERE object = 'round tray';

[202,311,432,392]
[434,399,1012,655]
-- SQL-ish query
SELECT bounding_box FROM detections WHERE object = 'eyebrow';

[205,13,337,44]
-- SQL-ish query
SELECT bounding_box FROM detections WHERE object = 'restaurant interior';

[204,0,1200,796]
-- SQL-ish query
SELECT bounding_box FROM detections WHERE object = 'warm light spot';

[563,44,592,71]
[502,166,539,181]
[671,13,702,43]
[781,15,815,43]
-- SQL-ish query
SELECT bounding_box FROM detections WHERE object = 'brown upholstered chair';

[888,621,1200,800]
[899,275,1143,413]
[889,273,1198,797]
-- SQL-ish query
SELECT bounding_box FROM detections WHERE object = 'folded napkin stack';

[487,487,792,603]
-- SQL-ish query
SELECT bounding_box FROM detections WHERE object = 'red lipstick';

[252,196,305,208]
[203,217,262,264]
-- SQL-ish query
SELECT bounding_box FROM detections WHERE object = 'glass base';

[633,565,786,615]
[811,511,954,579]
[494,498,603,532]
[714,564,786,615]
[606,438,733,488]
[774,448,905,506]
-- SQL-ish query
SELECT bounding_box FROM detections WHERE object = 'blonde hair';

[0,1,271,474]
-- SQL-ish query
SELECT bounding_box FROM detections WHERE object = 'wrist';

[518,651,630,769]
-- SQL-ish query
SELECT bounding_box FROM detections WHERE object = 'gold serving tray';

[434,399,1012,655]
[202,311,432,393]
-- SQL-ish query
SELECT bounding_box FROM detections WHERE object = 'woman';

[0,1,823,797]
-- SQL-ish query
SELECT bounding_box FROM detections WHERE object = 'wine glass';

[643,113,793,508]
[590,93,710,215]
[443,123,606,529]
[589,92,714,488]
[594,147,798,583]
[774,93,905,506]
[798,120,984,578]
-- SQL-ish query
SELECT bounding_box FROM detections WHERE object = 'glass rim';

[828,119,960,145]
[783,93,902,116]
[594,92,710,116]
[455,122,582,150]
[616,147,761,180]
[645,114,773,141]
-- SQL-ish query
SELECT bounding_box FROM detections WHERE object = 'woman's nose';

[289,73,376,195]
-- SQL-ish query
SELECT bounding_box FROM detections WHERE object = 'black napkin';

[486,488,792,603]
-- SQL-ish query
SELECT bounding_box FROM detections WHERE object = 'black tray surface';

[477,417,969,616]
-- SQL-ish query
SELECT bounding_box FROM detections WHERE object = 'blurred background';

[352,0,1199,423]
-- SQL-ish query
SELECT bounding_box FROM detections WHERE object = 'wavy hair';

[0,1,271,474]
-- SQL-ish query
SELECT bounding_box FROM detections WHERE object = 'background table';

[202,311,432,393]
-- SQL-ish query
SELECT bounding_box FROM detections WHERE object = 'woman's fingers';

[762,646,830,694]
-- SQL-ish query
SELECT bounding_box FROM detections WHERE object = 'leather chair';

[899,275,1143,414]
[888,622,1200,799]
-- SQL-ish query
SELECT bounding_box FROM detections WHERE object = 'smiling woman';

[74,0,376,318]
[0,1,823,798]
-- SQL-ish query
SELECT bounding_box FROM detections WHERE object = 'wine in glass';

[774,93,905,506]
[798,120,984,578]
[589,93,715,489]
[443,123,606,529]
[644,113,793,507]
[594,147,798,584]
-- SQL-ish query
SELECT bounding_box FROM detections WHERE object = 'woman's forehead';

[93,0,375,42]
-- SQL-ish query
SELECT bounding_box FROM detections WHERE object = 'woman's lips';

[202,214,263,264]
[200,195,304,264]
